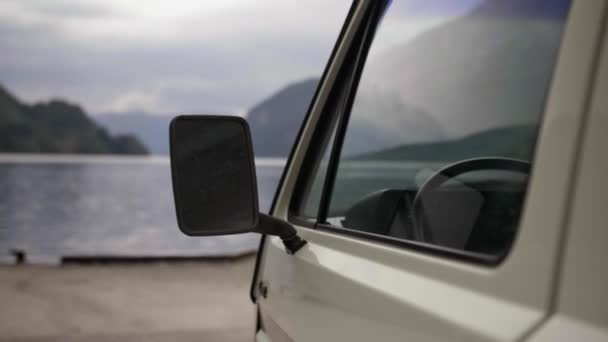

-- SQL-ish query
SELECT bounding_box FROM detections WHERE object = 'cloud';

[0,0,351,115]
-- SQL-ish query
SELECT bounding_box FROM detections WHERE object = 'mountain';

[88,0,570,159]
[243,0,570,157]
[94,79,319,157]
[366,0,570,137]
[341,87,445,157]
[356,125,537,162]
[95,112,171,155]
[246,78,319,157]
[0,85,148,154]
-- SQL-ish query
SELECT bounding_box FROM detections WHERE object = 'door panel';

[260,235,540,341]
[254,0,606,340]
[531,5,608,339]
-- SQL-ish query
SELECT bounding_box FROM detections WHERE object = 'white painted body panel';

[253,0,608,340]
[531,9,608,340]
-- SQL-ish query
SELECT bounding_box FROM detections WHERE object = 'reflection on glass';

[327,0,571,255]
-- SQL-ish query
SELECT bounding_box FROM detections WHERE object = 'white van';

[169,0,608,340]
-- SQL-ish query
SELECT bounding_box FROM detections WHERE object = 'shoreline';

[5,249,259,266]
[0,153,287,167]
[59,250,257,265]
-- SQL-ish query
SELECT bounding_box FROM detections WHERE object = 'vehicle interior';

[329,157,530,256]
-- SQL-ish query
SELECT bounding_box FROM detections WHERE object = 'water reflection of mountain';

[355,125,537,162]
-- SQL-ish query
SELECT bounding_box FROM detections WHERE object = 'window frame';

[288,0,570,266]
[287,0,380,227]
[251,0,364,302]
[288,0,498,264]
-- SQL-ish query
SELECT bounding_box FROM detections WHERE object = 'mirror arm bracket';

[256,214,307,255]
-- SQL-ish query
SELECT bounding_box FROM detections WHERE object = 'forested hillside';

[0,86,148,154]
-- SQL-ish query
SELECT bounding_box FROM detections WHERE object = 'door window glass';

[325,0,571,256]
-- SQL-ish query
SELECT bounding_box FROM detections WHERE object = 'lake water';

[0,154,285,264]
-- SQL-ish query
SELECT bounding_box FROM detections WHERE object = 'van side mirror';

[169,115,306,254]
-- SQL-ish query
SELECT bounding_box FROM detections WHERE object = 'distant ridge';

[94,78,320,157]
[356,125,537,162]
[95,112,171,155]
[246,78,319,157]
[369,0,570,136]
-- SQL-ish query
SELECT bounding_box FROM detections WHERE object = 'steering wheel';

[410,157,531,246]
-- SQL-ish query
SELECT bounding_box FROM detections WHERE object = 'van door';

[253,0,607,341]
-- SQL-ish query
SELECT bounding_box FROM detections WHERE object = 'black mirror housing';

[169,115,307,254]
[170,115,259,236]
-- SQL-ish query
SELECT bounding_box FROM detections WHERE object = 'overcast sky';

[0,1,487,117]
[0,0,352,116]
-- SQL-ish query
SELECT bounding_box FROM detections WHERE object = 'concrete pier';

[0,257,256,341]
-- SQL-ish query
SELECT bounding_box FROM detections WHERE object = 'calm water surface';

[0,155,284,264]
